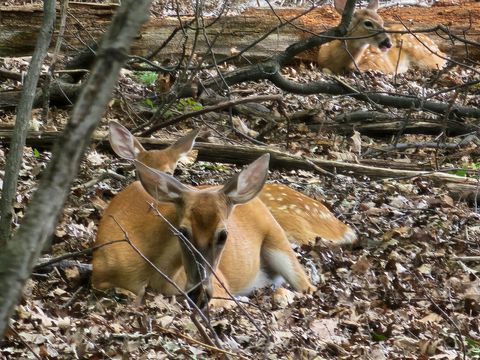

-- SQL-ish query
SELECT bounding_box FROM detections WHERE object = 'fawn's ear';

[333,0,348,14]
[168,129,200,157]
[221,154,270,205]
[109,121,146,160]
[168,128,200,166]
[134,160,187,203]
[366,0,379,11]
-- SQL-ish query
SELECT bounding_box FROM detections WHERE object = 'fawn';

[106,122,357,246]
[258,184,356,245]
[92,153,315,307]
[317,0,446,74]
[358,24,446,73]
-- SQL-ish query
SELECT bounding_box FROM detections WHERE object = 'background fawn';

[107,121,357,246]
[317,0,446,74]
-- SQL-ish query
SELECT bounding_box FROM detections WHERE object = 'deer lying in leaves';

[106,122,357,246]
[93,135,318,308]
[92,123,356,307]
[317,0,446,74]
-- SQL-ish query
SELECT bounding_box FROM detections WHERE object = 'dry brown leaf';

[91,196,109,212]
[418,312,443,324]
[64,267,80,281]
[309,318,345,343]
[418,339,442,356]
[350,130,362,154]
[351,255,370,274]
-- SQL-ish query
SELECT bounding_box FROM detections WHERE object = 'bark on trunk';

[0,0,55,243]
[0,0,153,339]
[0,129,477,202]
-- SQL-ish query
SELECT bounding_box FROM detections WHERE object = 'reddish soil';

[243,2,480,31]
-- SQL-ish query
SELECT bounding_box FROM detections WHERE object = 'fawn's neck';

[340,38,369,71]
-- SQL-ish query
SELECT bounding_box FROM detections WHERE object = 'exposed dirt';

[243,1,480,30]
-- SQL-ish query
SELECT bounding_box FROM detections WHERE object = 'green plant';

[449,162,480,178]
[198,163,230,172]
[134,71,158,86]
[177,97,203,112]
[145,98,157,110]
[371,332,388,341]
[467,337,480,357]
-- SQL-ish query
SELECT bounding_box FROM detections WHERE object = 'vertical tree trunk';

[0,0,153,338]
[0,0,55,244]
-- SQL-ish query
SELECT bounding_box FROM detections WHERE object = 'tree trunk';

[0,3,478,61]
[0,0,55,243]
[0,0,153,339]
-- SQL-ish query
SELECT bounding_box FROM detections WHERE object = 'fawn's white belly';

[237,269,284,296]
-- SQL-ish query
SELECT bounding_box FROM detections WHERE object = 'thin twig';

[109,216,226,352]
[151,206,271,340]
[61,286,85,309]
[140,95,282,136]
[7,325,42,360]
[451,256,480,262]
[34,239,126,270]
[409,270,466,360]
[302,157,336,179]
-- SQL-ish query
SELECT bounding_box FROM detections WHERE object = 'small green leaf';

[145,98,155,109]
[466,337,480,347]
[198,163,229,172]
[33,148,40,158]
[371,332,388,341]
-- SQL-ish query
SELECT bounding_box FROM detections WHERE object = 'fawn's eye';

[217,230,228,246]
[364,20,374,28]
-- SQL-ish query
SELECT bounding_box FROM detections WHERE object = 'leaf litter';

[0,37,480,360]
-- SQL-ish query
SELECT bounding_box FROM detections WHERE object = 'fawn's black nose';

[379,37,392,51]
[187,286,211,309]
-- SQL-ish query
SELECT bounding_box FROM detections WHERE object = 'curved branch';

[202,61,480,118]
[194,0,480,120]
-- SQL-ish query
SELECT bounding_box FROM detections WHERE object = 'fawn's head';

[134,154,271,308]
[335,0,392,52]
[109,121,199,174]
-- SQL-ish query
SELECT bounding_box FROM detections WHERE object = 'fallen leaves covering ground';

[1,16,480,360]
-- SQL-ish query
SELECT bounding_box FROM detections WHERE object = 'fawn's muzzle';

[379,37,392,52]
[187,284,212,309]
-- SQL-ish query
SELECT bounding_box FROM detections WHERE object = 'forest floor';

[1,1,480,359]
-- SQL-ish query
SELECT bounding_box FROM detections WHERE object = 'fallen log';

[0,128,477,203]
[308,113,478,136]
[0,81,81,109]
[0,2,479,61]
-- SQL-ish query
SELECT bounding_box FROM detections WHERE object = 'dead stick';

[409,270,466,360]
[141,94,282,136]
[452,256,480,262]
[302,156,336,178]
[7,325,42,360]
[151,206,270,340]
[160,323,247,359]
[34,239,126,270]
